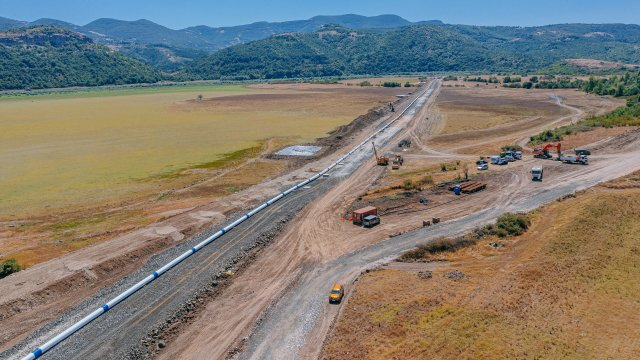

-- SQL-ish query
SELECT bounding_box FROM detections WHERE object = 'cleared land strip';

[239,133,640,359]
[4,83,437,360]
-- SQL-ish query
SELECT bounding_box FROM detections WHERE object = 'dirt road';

[158,85,639,359]
[1,83,436,360]
[4,80,632,360]
[240,131,640,360]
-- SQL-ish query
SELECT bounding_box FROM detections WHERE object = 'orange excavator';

[533,143,561,159]
[372,142,389,166]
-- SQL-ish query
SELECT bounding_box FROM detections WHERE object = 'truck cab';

[532,166,543,181]
[362,215,380,228]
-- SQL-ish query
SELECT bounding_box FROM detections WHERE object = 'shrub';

[0,259,21,279]
[359,80,372,86]
[502,144,522,152]
[383,81,401,87]
[400,212,530,261]
[494,212,530,237]
[404,82,412,87]
[402,179,415,191]
[400,236,477,261]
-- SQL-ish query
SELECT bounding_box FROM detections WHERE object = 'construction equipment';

[533,143,561,159]
[533,143,589,164]
[362,215,380,228]
[398,139,412,148]
[352,206,378,225]
[372,142,389,166]
[391,154,404,170]
[560,154,589,165]
[531,166,543,181]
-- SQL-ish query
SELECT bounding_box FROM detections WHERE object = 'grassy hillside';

[184,25,519,79]
[0,26,162,90]
[184,24,640,80]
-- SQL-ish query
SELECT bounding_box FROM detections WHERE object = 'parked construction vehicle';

[533,143,589,165]
[560,154,589,165]
[533,143,561,159]
[398,139,412,148]
[391,154,404,170]
[372,142,389,166]
[362,215,380,228]
[352,206,378,226]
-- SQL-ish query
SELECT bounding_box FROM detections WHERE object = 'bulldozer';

[372,142,389,166]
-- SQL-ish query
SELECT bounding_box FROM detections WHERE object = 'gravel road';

[239,133,640,360]
[2,84,435,360]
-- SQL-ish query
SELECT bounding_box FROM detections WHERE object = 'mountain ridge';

[183,23,640,80]
[0,26,162,90]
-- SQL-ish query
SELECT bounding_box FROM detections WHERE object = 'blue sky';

[1,0,639,29]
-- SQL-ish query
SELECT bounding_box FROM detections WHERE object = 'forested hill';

[184,23,640,80]
[0,26,162,90]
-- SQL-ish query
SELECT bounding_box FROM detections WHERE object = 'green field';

[0,84,400,218]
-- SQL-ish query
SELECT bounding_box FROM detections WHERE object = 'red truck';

[352,206,378,226]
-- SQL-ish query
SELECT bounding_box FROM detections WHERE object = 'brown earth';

[1,81,632,358]
[0,83,409,268]
[155,83,636,359]
[322,177,640,360]
[0,82,415,352]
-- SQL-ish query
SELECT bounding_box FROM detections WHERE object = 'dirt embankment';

[0,83,420,355]
[322,174,640,359]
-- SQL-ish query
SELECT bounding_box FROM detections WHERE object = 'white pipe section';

[21,83,434,360]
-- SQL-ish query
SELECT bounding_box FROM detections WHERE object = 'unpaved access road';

[158,84,640,359]
[1,83,437,360]
[239,131,640,360]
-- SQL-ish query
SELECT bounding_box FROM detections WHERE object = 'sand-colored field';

[435,87,562,134]
[323,179,640,359]
[0,84,403,217]
[0,83,409,266]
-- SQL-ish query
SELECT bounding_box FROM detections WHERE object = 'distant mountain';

[0,26,162,90]
[183,23,640,80]
[0,16,26,31]
[29,18,79,30]
[0,14,441,70]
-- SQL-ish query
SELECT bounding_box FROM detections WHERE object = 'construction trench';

[4,79,640,360]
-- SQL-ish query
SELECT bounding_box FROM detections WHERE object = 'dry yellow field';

[0,84,402,218]
[0,83,409,266]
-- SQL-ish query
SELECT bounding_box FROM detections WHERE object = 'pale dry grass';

[0,85,401,218]
[323,187,640,360]
[0,84,407,266]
